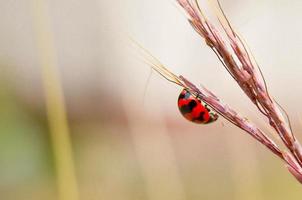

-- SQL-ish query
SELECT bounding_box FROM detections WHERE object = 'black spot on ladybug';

[178,93,185,100]
[194,111,205,122]
[179,105,191,115]
[179,100,197,115]
[188,100,197,110]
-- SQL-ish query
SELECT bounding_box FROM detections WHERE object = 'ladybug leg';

[205,104,211,112]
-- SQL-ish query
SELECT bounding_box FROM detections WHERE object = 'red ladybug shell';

[177,89,218,124]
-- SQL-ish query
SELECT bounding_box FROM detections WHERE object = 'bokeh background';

[1,0,302,199]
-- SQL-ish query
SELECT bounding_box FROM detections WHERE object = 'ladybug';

[177,89,218,124]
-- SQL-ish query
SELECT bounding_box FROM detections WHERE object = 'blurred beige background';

[0,0,302,199]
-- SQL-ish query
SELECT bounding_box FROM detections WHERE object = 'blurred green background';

[0,0,302,199]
